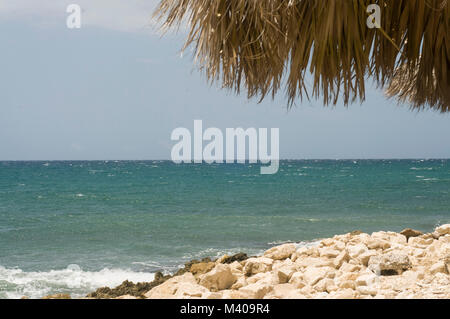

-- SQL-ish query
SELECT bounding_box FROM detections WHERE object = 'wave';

[268,239,321,249]
[0,265,154,299]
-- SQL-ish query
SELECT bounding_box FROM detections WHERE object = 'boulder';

[358,251,378,266]
[174,282,209,298]
[432,231,441,240]
[409,237,434,247]
[337,280,356,289]
[371,231,406,245]
[190,262,215,275]
[356,286,377,296]
[435,224,450,236]
[368,253,412,276]
[321,238,336,247]
[289,272,306,289]
[444,255,450,274]
[217,253,248,264]
[319,248,341,259]
[243,257,273,276]
[347,244,368,259]
[295,256,334,269]
[355,274,377,286]
[314,278,337,293]
[145,273,198,299]
[303,267,329,286]
[277,266,296,284]
[228,261,244,275]
[268,283,298,299]
[366,238,391,250]
[339,262,361,273]
[400,228,423,241]
[246,272,275,285]
[333,250,349,269]
[231,276,247,290]
[430,261,447,275]
[199,264,237,291]
[239,282,273,299]
[264,244,296,260]
[333,241,346,251]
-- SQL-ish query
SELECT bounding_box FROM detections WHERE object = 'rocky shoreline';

[46,224,450,299]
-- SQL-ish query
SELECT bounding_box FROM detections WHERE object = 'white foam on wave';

[294,240,322,249]
[0,265,154,299]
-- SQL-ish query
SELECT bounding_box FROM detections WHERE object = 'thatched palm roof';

[154,0,449,112]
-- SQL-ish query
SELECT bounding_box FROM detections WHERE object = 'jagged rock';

[356,286,377,296]
[370,231,407,246]
[218,253,248,264]
[289,272,306,288]
[246,272,274,285]
[319,248,340,258]
[243,257,273,276]
[86,227,450,300]
[314,278,337,293]
[303,267,329,286]
[337,280,356,289]
[339,262,361,273]
[409,237,434,247]
[174,282,209,298]
[267,283,298,299]
[432,231,441,240]
[366,238,391,250]
[87,274,168,299]
[277,266,296,284]
[333,241,346,251]
[190,262,216,275]
[347,244,368,259]
[430,262,447,275]
[368,253,412,276]
[333,250,350,269]
[358,251,378,266]
[231,276,247,290]
[239,282,273,299]
[144,273,200,299]
[435,224,450,236]
[264,244,296,260]
[356,274,377,286]
[400,228,423,241]
[444,255,450,274]
[295,256,334,269]
[199,264,237,291]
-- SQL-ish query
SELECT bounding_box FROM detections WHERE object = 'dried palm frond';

[154,0,450,112]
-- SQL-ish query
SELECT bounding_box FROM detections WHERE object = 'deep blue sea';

[0,160,449,298]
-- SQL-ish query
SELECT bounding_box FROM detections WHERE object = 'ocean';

[0,160,449,298]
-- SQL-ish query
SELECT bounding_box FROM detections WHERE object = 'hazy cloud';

[0,0,159,32]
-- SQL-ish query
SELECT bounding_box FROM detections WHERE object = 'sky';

[0,0,449,160]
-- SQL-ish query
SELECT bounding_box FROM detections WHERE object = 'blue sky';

[0,0,449,160]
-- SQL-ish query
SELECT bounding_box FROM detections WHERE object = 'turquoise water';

[0,160,449,298]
